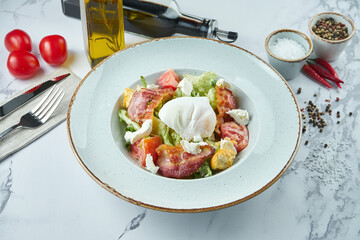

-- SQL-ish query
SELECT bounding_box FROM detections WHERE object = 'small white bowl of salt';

[265,29,313,80]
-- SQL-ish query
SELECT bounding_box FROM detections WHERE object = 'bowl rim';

[308,11,355,44]
[67,36,302,213]
[265,29,313,62]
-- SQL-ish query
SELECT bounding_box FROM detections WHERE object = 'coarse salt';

[269,38,306,60]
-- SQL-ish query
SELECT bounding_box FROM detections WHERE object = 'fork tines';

[31,86,65,123]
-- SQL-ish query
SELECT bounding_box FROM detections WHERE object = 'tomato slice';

[131,136,162,166]
[220,122,249,152]
[157,69,180,90]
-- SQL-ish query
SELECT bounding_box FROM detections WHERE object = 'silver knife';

[0,73,70,119]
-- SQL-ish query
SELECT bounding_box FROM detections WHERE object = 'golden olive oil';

[80,0,125,67]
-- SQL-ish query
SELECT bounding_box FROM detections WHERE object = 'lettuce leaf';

[204,138,219,151]
[183,72,217,96]
[192,161,212,178]
[174,87,185,98]
[152,117,182,146]
[170,129,181,146]
[118,109,140,131]
[205,88,217,110]
[152,117,172,145]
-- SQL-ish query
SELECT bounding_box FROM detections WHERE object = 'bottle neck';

[176,13,216,38]
[176,13,238,43]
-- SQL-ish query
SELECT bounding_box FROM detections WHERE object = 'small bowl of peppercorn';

[309,12,355,61]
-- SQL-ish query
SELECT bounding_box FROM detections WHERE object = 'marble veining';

[0,0,359,239]
[0,81,17,101]
[0,162,12,215]
[118,210,147,239]
[205,212,217,233]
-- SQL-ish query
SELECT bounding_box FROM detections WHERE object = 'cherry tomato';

[39,35,68,65]
[157,69,180,90]
[7,50,40,80]
[4,29,32,52]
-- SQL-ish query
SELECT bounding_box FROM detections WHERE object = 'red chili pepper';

[310,58,339,78]
[307,62,343,88]
[302,64,332,88]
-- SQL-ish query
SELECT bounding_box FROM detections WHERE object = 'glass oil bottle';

[80,0,125,67]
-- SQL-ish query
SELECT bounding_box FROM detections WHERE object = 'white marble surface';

[0,0,359,239]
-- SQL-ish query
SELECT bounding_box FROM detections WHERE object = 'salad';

[118,69,249,179]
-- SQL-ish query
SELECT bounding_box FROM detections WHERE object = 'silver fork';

[0,86,65,140]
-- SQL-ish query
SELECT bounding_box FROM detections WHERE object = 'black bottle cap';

[214,28,238,43]
[228,31,238,41]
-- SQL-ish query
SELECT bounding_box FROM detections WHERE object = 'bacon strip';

[155,144,215,179]
[127,88,175,124]
[215,86,236,134]
[220,121,249,152]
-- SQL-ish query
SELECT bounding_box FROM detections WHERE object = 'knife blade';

[0,73,70,118]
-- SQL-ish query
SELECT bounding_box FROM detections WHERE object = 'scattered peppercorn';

[314,93,318,97]
[349,112,353,116]
[336,97,340,102]
[304,98,328,132]
[325,104,331,112]
[305,140,309,145]
[337,120,340,124]
[297,88,302,94]
[302,126,306,133]
[313,18,349,41]
[324,143,328,148]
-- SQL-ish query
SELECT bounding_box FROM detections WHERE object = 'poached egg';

[159,97,216,141]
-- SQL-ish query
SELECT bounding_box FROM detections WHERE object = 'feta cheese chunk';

[220,139,237,154]
[216,78,231,89]
[177,77,193,96]
[226,109,249,125]
[193,135,203,142]
[124,119,152,144]
[180,140,208,155]
[136,84,159,90]
[147,84,159,89]
[145,154,159,174]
